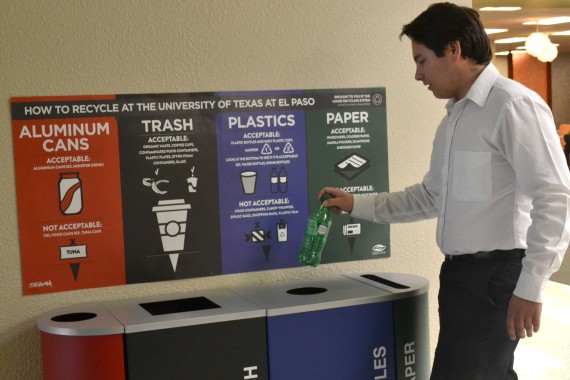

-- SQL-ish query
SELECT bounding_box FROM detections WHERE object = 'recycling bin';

[36,303,126,380]
[232,276,397,380]
[346,272,430,380]
[37,274,428,380]
[104,289,269,380]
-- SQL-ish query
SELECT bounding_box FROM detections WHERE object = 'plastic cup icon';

[187,177,198,193]
[240,171,257,195]
[152,199,191,252]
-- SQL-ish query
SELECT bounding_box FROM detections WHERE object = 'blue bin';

[233,276,397,380]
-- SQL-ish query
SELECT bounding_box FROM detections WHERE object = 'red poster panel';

[13,101,125,294]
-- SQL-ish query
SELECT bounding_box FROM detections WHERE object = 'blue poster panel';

[216,108,308,273]
[11,88,389,294]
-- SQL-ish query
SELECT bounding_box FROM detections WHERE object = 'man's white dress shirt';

[351,63,570,303]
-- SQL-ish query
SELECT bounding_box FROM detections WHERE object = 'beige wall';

[0,1,468,378]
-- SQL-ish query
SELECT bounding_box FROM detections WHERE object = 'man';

[319,3,570,379]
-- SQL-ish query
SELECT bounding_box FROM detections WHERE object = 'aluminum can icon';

[59,172,83,215]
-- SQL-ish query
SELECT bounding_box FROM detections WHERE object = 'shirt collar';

[445,62,499,113]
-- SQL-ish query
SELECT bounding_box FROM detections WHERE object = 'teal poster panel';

[305,88,390,263]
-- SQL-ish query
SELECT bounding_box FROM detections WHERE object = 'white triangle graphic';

[169,253,179,272]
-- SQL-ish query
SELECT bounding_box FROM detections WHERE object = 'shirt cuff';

[350,194,377,222]
[513,268,548,303]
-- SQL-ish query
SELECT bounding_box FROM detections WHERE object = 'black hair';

[400,2,492,64]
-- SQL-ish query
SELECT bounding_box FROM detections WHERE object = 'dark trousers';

[430,256,523,380]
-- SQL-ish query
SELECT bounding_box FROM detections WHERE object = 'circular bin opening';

[287,287,327,295]
[51,312,97,323]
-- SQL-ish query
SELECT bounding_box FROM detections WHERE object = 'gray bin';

[104,289,269,380]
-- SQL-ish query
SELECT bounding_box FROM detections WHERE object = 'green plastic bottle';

[297,194,332,267]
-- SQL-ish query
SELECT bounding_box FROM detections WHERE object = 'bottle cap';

[320,193,332,202]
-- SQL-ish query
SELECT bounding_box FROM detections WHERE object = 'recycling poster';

[11,88,389,295]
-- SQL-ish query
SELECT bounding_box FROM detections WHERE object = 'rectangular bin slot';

[361,274,410,289]
[140,296,220,316]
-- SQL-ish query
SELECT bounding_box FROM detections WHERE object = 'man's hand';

[506,295,542,341]
[317,187,354,215]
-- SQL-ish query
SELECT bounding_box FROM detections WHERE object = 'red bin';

[37,304,125,380]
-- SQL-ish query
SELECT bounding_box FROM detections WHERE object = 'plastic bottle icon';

[297,194,332,267]
[270,167,279,193]
[279,167,288,193]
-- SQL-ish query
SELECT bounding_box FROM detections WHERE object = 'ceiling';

[473,0,570,54]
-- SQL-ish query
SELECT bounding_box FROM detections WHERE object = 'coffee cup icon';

[152,199,191,252]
